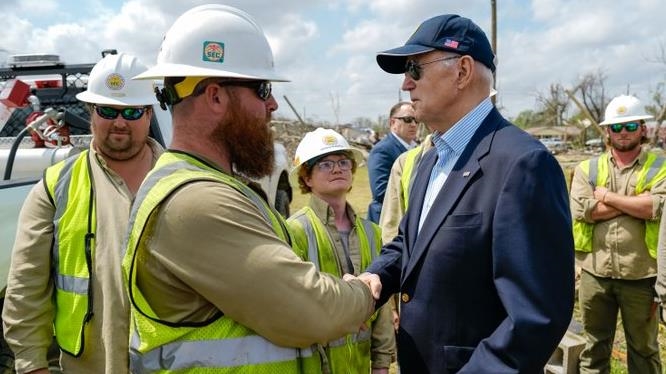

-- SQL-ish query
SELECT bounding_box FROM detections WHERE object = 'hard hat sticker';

[616,105,627,115]
[106,73,125,91]
[322,135,338,146]
[203,41,225,63]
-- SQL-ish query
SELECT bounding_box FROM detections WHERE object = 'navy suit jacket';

[367,132,407,223]
[366,108,575,373]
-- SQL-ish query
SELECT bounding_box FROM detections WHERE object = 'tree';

[575,70,608,124]
[512,109,539,129]
[536,84,569,127]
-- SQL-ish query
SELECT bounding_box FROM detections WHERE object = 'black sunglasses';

[609,122,641,133]
[393,116,416,124]
[405,55,462,81]
[216,80,272,101]
[95,105,149,121]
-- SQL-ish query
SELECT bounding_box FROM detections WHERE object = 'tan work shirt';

[304,195,395,368]
[133,162,375,349]
[2,139,162,374]
[570,148,665,280]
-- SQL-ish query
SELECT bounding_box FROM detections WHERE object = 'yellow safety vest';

[400,145,426,212]
[122,151,320,373]
[287,206,381,373]
[573,152,666,258]
[44,150,96,357]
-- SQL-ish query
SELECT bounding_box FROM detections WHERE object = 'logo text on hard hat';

[203,41,225,63]
[322,135,338,146]
[106,73,125,91]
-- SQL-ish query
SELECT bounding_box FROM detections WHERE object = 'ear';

[202,83,228,114]
[304,175,314,188]
[456,56,474,90]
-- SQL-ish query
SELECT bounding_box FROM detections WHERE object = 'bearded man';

[571,94,663,373]
[120,5,376,372]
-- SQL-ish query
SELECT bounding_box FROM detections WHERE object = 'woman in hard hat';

[287,128,395,373]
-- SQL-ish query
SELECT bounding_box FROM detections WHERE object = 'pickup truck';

[0,52,292,371]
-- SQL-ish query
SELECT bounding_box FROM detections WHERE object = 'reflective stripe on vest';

[136,335,316,372]
[44,150,95,357]
[573,152,666,257]
[123,151,316,373]
[286,206,380,372]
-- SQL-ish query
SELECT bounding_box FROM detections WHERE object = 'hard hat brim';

[75,90,159,106]
[133,63,289,82]
[599,114,654,126]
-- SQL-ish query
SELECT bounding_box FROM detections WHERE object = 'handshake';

[343,272,382,301]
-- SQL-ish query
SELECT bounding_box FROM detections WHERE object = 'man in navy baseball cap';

[376,14,496,74]
[363,12,575,374]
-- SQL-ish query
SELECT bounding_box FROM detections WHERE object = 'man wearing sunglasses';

[2,53,163,374]
[367,101,417,223]
[123,5,376,373]
[571,94,663,373]
[359,14,574,373]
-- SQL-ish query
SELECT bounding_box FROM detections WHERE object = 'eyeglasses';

[405,55,462,81]
[217,80,272,101]
[315,159,353,172]
[95,105,149,121]
[609,122,641,133]
[393,116,416,124]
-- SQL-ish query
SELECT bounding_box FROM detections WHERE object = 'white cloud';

[1,0,665,124]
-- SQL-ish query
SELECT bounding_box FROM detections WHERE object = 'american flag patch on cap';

[444,39,459,48]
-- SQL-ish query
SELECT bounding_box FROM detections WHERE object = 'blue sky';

[1,0,665,125]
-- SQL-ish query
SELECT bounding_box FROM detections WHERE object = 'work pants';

[578,270,661,374]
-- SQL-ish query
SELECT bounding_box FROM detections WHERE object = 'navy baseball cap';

[377,14,496,74]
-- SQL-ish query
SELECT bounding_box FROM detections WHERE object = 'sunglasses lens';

[96,106,119,120]
[121,107,146,121]
[257,82,271,101]
[625,122,639,132]
[406,61,420,80]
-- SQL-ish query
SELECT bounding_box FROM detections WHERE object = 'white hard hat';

[599,95,653,126]
[76,53,158,106]
[134,4,287,83]
[291,128,364,177]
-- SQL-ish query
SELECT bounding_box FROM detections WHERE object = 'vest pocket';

[442,345,474,370]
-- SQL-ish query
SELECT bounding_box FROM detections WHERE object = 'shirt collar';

[431,97,494,158]
[308,194,356,224]
[391,131,417,149]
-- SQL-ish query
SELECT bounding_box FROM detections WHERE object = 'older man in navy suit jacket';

[362,14,575,373]
[367,102,417,223]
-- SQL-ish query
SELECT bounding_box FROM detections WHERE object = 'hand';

[358,272,382,300]
[593,187,608,202]
[372,368,389,374]
[392,309,400,332]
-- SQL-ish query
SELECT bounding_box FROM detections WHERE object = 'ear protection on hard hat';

[76,53,157,106]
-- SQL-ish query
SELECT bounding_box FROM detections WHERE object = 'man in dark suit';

[367,102,417,223]
[361,14,575,373]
